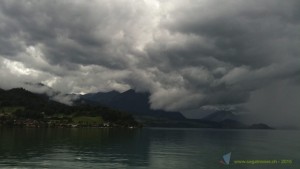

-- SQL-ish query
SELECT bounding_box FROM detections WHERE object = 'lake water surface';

[0,128,299,169]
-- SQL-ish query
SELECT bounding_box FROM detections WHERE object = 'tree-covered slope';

[0,88,141,127]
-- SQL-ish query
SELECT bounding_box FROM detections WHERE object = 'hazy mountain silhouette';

[80,89,275,129]
[81,89,186,120]
[202,111,239,122]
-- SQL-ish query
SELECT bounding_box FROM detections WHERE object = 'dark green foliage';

[14,109,44,119]
[0,88,141,127]
[0,88,70,115]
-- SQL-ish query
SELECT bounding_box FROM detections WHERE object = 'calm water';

[0,128,299,169]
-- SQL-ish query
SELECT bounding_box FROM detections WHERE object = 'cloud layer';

[0,0,299,123]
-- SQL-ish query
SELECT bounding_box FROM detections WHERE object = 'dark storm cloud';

[244,80,300,127]
[140,0,300,111]
[0,0,299,122]
[0,0,148,69]
[159,0,300,68]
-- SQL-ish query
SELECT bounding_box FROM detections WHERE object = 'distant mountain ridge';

[0,85,274,129]
[202,111,239,122]
[80,89,186,120]
[79,89,274,129]
[82,91,120,105]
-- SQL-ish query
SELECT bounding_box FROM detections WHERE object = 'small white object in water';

[76,157,82,160]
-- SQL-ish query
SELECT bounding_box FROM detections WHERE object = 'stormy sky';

[0,0,299,126]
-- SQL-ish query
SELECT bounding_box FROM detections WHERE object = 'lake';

[0,128,299,169]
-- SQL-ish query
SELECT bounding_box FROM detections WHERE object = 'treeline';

[0,88,141,128]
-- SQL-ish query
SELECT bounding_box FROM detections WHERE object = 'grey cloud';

[0,57,51,89]
[22,82,79,105]
[0,0,299,121]
[0,0,151,69]
[161,0,300,68]
[137,0,300,112]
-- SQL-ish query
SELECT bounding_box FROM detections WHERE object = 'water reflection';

[146,128,299,169]
[0,128,299,169]
[0,128,151,168]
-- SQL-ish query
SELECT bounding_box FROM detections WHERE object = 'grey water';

[0,128,299,169]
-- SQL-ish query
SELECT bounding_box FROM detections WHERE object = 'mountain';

[0,88,53,107]
[80,90,274,129]
[200,111,273,129]
[202,111,239,122]
[0,88,141,128]
[80,89,186,120]
[82,91,120,105]
[0,86,273,129]
[219,119,247,129]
